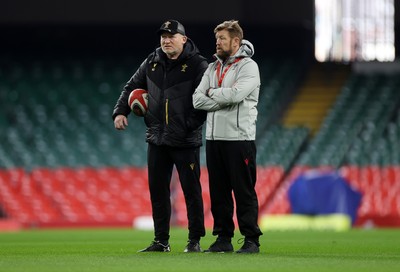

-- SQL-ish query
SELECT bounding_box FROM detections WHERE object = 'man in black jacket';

[113,20,208,253]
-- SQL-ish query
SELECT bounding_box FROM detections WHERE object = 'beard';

[216,41,234,61]
[216,49,232,61]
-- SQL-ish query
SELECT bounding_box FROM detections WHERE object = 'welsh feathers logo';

[181,64,188,72]
[163,21,172,29]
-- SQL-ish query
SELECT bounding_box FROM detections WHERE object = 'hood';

[235,39,255,58]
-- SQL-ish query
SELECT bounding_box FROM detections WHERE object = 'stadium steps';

[292,73,400,168]
[282,63,350,135]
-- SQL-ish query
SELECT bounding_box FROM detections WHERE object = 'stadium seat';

[2,55,400,227]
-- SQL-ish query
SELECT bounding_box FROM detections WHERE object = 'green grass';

[0,228,399,272]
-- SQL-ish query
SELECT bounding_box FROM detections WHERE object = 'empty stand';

[2,55,400,228]
[296,73,400,168]
[263,72,400,227]
[0,56,147,169]
[0,167,152,226]
[0,54,303,227]
[256,125,309,170]
[339,165,400,226]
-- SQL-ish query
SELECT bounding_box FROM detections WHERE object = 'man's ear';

[234,37,241,47]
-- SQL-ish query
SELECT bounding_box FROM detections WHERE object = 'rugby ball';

[128,88,148,117]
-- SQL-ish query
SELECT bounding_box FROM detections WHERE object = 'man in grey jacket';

[193,20,263,253]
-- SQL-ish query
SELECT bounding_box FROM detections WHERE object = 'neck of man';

[167,53,179,60]
[220,48,239,63]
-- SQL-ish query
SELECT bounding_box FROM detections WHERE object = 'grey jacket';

[193,39,260,141]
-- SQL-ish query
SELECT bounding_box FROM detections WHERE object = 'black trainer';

[235,239,260,253]
[184,240,201,253]
[203,237,234,253]
[138,240,171,252]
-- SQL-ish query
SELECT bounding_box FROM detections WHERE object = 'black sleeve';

[112,58,148,120]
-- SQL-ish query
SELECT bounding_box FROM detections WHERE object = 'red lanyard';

[216,58,242,87]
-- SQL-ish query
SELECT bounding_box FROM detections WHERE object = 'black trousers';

[147,143,205,242]
[206,140,263,239]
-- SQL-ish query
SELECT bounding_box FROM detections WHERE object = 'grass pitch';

[0,228,399,272]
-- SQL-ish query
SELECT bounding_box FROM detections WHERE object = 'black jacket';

[112,38,208,147]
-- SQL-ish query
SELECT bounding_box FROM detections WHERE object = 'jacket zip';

[163,64,168,126]
[211,112,215,140]
[211,62,221,140]
[237,106,240,128]
[165,98,169,125]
